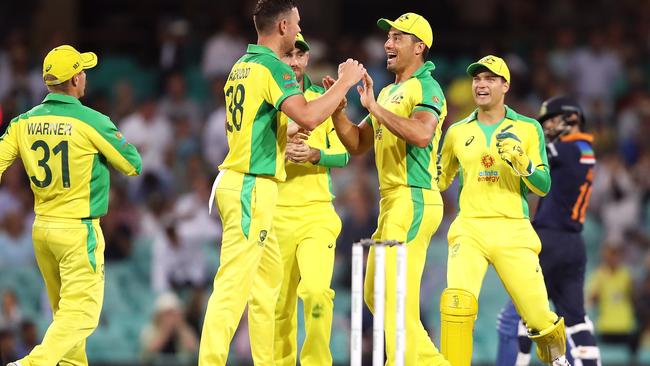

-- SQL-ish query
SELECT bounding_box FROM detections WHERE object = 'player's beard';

[293,70,303,84]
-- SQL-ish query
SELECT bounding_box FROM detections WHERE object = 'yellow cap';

[295,33,310,51]
[42,45,98,86]
[377,13,433,48]
[466,55,510,83]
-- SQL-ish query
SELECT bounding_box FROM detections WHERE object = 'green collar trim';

[467,105,518,122]
[43,93,81,105]
[246,44,281,60]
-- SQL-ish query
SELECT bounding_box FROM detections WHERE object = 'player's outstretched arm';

[322,76,373,156]
[281,59,365,130]
[358,73,437,148]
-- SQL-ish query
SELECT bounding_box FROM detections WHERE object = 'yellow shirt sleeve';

[0,118,20,181]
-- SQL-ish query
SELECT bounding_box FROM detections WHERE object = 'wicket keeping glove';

[496,130,533,177]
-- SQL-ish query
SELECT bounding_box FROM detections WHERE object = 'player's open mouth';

[386,52,397,62]
[476,91,489,97]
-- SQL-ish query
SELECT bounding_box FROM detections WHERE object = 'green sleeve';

[84,111,142,176]
[523,165,551,196]
[413,77,445,117]
[267,59,303,110]
[318,151,350,168]
[317,123,350,168]
[522,119,550,196]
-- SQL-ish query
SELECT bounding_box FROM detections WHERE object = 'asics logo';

[465,136,474,146]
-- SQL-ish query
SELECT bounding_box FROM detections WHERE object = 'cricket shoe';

[551,356,570,366]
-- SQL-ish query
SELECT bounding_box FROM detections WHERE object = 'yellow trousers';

[199,170,283,366]
[445,217,558,344]
[364,187,449,366]
[273,202,341,366]
[21,216,105,366]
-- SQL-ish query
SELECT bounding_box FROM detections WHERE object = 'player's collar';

[559,132,594,143]
[302,74,313,91]
[467,105,517,122]
[43,93,81,105]
[411,61,436,78]
[246,44,281,60]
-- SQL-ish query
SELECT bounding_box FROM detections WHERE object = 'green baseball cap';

[295,33,310,51]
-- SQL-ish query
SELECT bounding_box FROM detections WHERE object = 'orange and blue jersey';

[533,132,596,232]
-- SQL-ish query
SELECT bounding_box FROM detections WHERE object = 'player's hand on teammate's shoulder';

[337,58,366,87]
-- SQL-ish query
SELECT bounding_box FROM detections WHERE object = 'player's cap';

[43,45,98,86]
[377,13,433,48]
[295,33,310,51]
[538,96,585,124]
[467,55,510,83]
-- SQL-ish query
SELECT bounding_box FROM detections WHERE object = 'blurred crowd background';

[1,0,650,365]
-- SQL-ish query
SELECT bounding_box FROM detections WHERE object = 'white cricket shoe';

[552,356,571,366]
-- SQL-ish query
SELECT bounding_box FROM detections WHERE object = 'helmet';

[538,96,585,126]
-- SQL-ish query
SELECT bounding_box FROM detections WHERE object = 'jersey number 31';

[30,140,70,189]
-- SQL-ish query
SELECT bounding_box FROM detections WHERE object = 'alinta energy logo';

[478,153,499,183]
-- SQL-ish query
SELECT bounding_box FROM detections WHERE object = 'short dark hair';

[253,0,297,34]
[409,35,429,61]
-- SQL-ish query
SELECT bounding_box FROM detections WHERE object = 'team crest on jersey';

[258,230,268,246]
[481,154,495,168]
[389,93,404,104]
[283,73,292,80]
[115,131,128,147]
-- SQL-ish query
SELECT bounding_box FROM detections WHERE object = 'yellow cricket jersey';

[0,93,142,219]
[277,75,350,206]
[367,61,446,192]
[438,106,550,219]
[219,44,303,182]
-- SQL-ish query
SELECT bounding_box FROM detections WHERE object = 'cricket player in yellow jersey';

[0,45,141,366]
[273,33,350,366]
[437,55,569,366]
[325,13,450,366]
[199,0,366,364]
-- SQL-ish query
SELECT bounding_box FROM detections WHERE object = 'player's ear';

[415,42,425,58]
[502,80,510,94]
[70,73,79,87]
[278,17,288,35]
